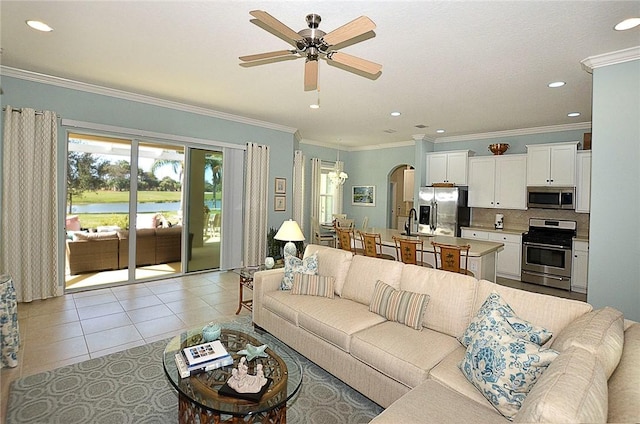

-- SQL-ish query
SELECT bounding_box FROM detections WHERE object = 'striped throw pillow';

[369,280,430,330]
[291,273,335,299]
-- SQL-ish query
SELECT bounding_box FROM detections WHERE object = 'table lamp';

[274,219,305,257]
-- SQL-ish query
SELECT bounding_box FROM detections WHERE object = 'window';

[319,164,339,224]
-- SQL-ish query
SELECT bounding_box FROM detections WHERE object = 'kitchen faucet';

[405,208,418,236]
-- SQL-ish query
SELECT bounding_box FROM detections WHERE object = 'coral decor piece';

[227,357,268,393]
[237,343,269,361]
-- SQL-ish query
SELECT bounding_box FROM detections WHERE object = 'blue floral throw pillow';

[460,325,559,419]
[460,292,553,347]
[281,252,318,290]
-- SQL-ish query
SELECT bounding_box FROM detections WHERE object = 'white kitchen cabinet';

[526,142,578,186]
[426,150,472,186]
[403,169,415,202]
[576,151,592,213]
[489,232,522,279]
[571,240,589,293]
[461,229,489,240]
[468,155,527,209]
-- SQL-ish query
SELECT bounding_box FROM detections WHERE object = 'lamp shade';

[274,219,305,242]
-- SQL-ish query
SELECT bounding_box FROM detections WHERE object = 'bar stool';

[393,236,433,268]
[431,241,474,276]
[1,274,20,368]
[358,231,395,260]
[335,227,363,255]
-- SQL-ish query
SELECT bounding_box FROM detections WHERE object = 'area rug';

[6,317,383,424]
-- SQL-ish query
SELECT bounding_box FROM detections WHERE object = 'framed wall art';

[275,178,286,194]
[274,196,286,211]
[352,185,376,207]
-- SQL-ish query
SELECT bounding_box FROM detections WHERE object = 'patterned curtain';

[243,143,269,267]
[1,107,59,302]
[292,150,305,233]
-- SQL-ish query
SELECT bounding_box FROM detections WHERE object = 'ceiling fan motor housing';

[297,14,329,59]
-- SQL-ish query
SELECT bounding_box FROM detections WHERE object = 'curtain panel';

[1,107,59,302]
[243,143,269,266]
[292,150,305,233]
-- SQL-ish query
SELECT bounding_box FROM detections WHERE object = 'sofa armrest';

[252,268,285,326]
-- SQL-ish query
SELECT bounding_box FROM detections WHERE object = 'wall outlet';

[469,261,478,272]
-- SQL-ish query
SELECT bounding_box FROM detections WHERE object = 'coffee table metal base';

[178,393,287,424]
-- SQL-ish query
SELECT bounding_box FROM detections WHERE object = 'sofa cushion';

[262,290,321,326]
[303,244,353,296]
[607,323,640,424]
[460,325,559,420]
[513,347,608,423]
[281,252,318,290]
[342,255,404,305]
[460,293,553,347]
[291,273,335,298]
[400,264,477,338]
[369,280,430,330]
[474,280,592,341]
[351,321,460,388]
[74,231,118,241]
[297,300,386,352]
[370,380,505,424]
[551,306,624,378]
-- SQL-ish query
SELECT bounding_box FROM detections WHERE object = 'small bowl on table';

[488,143,509,155]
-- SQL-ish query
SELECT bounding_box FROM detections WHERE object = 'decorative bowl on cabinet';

[489,143,509,155]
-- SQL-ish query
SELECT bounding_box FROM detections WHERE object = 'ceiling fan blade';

[249,10,303,45]
[328,51,382,75]
[239,50,296,62]
[322,16,376,47]
[304,60,318,91]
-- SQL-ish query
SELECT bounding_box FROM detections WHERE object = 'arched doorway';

[387,165,415,230]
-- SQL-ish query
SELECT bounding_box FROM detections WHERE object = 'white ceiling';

[1,1,639,148]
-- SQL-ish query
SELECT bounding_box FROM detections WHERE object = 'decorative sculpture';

[226,357,268,393]
[237,343,268,361]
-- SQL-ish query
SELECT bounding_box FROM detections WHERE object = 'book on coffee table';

[182,340,229,366]
[218,378,272,402]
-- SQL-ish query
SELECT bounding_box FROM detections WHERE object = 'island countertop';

[359,228,504,257]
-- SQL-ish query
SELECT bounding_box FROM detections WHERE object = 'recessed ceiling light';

[390,111,401,117]
[548,81,566,88]
[26,20,53,32]
[309,104,320,109]
[436,129,445,134]
[614,18,640,31]
[568,112,581,117]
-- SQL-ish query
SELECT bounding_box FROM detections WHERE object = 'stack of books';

[175,340,233,378]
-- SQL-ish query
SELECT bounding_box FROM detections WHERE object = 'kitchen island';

[359,228,504,281]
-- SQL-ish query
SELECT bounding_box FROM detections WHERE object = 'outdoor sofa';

[253,244,640,423]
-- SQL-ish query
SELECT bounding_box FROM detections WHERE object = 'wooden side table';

[233,265,282,315]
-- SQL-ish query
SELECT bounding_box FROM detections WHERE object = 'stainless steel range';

[521,218,576,291]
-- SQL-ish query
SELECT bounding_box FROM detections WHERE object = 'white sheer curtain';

[243,143,269,267]
[310,158,321,228]
[1,107,59,302]
[335,160,345,213]
[292,150,305,232]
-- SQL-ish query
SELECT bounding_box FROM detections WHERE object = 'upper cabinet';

[576,151,592,213]
[468,155,527,209]
[426,150,472,186]
[526,142,578,186]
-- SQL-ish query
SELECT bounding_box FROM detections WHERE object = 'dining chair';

[334,218,355,230]
[392,236,432,267]
[431,241,474,276]
[313,221,336,248]
[357,231,395,260]
[335,227,362,255]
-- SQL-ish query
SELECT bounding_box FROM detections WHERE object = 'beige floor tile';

[73,292,119,308]
[126,304,174,324]
[186,283,227,297]
[22,335,88,367]
[85,325,143,353]
[176,306,226,327]
[22,296,77,317]
[72,287,114,298]
[118,294,164,311]
[156,289,199,304]
[144,330,183,344]
[80,312,133,335]
[111,285,155,300]
[164,297,210,315]
[27,321,85,345]
[76,301,125,320]
[135,314,186,339]
[89,339,147,359]
[214,301,247,316]
[23,308,79,331]
[144,279,186,294]
[201,291,239,307]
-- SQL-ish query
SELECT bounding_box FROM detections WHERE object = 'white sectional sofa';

[252,244,640,423]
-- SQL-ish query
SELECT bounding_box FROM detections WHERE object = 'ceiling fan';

[239,10,382,91]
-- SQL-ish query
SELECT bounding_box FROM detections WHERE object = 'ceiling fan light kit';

[240,10,382,91]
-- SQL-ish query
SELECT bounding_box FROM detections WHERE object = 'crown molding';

[434,122,592,143]
[0,66,298,134]
[581,46,640,73]
[300,138,417,152]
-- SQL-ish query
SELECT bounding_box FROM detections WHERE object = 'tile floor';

[1,270,249,420]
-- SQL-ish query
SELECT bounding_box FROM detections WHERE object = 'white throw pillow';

[281,252,318,290]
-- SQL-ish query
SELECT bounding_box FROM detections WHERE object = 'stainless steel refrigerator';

[416,186,470,236]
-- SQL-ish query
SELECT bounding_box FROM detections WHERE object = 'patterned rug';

[6,317,383,424]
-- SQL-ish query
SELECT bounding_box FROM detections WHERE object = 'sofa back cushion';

[400,265,477,338]
[303,244,353,296]
[551,306,624,378]
[74,231,118,241]
[341,255,404,305]
[474,280,592,341]
[607,323,640,424]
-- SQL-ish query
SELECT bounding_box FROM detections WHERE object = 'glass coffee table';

[163,323,302,423]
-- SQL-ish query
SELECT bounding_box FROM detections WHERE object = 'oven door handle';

[523,241,571,250]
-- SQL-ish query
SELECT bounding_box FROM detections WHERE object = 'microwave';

[527,186,575,210]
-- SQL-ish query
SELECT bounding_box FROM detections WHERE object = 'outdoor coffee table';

[163,325,302,424]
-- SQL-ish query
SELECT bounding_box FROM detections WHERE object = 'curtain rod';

[2,107,45,115]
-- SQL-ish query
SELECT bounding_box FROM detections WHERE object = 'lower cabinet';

[462,228,522,280]
[571,240,589,294]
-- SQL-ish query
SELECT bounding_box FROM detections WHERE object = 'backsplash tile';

[471,208,590,238]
